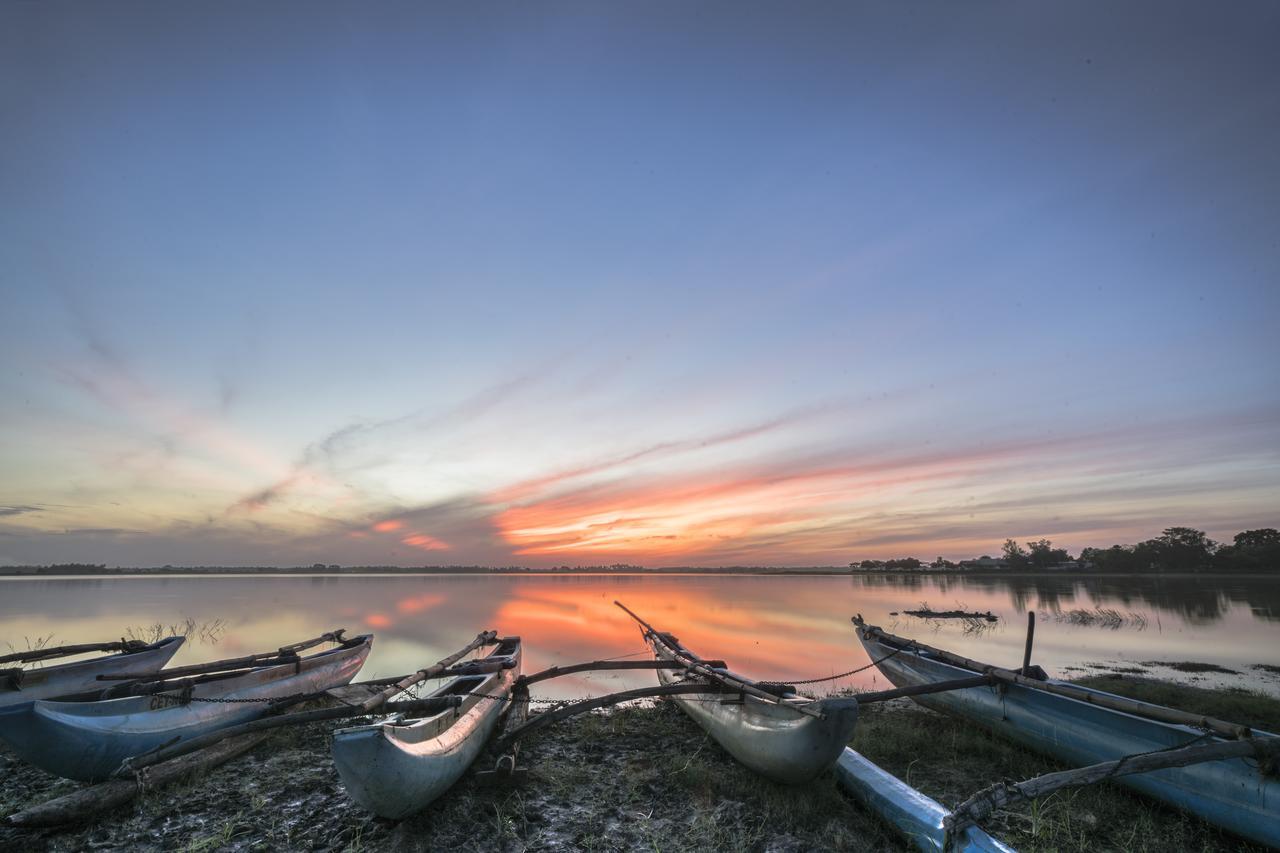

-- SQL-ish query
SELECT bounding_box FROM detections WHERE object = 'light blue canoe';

[836,747,1016,853]
[1,637,184,707]
[0,634,372,782]
[332,637,521,819]
[854,620,1280,849]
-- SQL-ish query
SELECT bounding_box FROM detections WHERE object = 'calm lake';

[4,573,1279,698]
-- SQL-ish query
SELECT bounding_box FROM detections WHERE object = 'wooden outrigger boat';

[332,636,522,819]
[618,602,859,784]
[0,637,184,707]
[0,631,372,782]
[853,616,1280,849]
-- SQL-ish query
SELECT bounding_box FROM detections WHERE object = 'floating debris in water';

[1052,608,1148,630]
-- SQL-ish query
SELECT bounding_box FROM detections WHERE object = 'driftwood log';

[5,730,272,828]
[944,736,1280,832]
[897,608,998,622]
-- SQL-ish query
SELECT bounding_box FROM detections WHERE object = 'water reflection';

[2,573,1278,699]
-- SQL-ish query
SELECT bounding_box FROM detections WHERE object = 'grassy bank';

[3,677,1278,852]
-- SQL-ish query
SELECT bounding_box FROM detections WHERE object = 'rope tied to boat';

[758,641,914,688]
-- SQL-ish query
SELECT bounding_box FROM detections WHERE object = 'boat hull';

[332,639,521,819]
[0,635,372,782]
[651,638,858,784]
[856,629,1280,848]
[0,637,185,707]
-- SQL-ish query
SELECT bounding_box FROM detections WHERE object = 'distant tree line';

[852,526,1279,574]
[1080,527,1279,573]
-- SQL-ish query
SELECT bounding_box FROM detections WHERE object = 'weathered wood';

[945,736,1280,831]
[517,659,728,687]
[357,630,497,713]
[854,675,994,704]
[477,682,532,784]
[5,730,271,827]
[112,696,464,776]
[98,629,348,682]
[853,617,1253,739]
[495,682,738,751]
[615,601,823,718]
[0,639,146,665]
[1020,611,1036,675]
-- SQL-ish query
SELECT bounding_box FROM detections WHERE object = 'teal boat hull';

[857,628,1280,848]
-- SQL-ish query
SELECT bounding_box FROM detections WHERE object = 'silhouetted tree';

[1001,539,1029,569]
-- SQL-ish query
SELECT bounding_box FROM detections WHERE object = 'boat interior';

[380,637,522,744]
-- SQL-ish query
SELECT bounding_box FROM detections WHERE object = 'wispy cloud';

[0,505,42,518]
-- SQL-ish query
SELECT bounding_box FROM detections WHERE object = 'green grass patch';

[1078,674,1280,732]
[850,694,1271,852]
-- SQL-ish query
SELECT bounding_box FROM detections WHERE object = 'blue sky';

[1,2,1277,566]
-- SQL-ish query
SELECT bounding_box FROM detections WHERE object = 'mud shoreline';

[3,678,1277,852]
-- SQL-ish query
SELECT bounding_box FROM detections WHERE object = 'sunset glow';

[0,4,1276,569]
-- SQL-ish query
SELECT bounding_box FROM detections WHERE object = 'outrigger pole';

[614,600,825,717]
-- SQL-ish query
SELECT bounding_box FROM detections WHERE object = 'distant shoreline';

[1,567,1274,579]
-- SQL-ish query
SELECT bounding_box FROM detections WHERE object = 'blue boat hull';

[857,629,1280,848]
[0,635,371,781]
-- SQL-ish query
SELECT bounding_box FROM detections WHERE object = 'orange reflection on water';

[396,593,446,614]
[3,574,1277,702]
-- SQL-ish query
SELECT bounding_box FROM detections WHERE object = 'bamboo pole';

[112,696,464,776]
[518,659,728,687]
[357,630,497,713]
[495,682,740,750]
[852,617,1253,739]
[854,675,994,705]
[98,629,349,682]
[0,639,148,665]
[945,736,1280,831]
[614,601,822,718]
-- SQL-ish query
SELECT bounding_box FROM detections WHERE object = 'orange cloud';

[402,533,450,551]
[373,520,403,532]
[365,613,392,628]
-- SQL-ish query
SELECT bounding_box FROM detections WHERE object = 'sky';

[1,2,1277,567]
